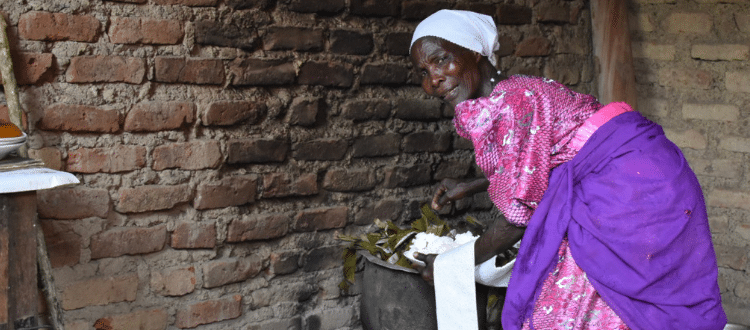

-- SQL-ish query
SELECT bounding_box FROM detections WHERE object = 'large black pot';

[359,252,438,330]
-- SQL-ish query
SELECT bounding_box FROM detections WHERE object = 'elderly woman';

[410,9,727,330]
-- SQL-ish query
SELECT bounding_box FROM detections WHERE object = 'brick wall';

[630,0,750,325]
[1,0,595,329]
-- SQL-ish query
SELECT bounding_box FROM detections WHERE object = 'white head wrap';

[410,10,500,67]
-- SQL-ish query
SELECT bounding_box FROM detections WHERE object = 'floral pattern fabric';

[454,75,629,329]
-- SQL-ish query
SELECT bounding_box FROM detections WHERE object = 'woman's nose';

[429,69,444,88]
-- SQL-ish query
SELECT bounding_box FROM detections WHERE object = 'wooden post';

[0,15,26,157]
[0,192,39,329]
[590,0,638,109]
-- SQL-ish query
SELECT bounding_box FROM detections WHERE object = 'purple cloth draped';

[502,111,726,330]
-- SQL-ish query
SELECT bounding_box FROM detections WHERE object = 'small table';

[0,158,78,329]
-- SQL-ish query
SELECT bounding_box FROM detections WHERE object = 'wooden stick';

[0,14,27,157]
[590,0,638,109]
[35,220,65,330]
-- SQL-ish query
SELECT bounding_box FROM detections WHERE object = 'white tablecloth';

[0,167,79,194]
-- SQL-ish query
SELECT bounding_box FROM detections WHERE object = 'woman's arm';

[432,178,490,210]
[474,213,524,265]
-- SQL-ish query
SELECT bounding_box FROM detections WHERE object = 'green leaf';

[366,233,381,244]
[465,215,483,227]
[342,248,357,283]
[411,215,427,232]
[395,254,413,268]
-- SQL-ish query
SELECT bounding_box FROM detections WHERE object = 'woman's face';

[411,37,483,109]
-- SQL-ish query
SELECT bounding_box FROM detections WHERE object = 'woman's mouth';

[441,87,457,103]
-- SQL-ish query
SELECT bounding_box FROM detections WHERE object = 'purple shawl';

[502,111,726,330]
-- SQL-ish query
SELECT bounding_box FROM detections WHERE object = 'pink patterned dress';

[453,75,631,330]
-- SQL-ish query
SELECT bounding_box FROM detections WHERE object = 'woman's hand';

[412,252,438,284]
[431,178,464,210]
[431,178,490,210]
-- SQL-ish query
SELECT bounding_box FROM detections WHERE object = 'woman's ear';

[473,51,482,63]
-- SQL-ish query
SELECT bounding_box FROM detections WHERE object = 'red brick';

[262,173,318,198]
[67,145,147,173]
[40,220,81,268]
[117,184,192,213]
[496,4,533,25]
[203,100,266,126]
[434,159,472,180]
[18,11,100,42]
[170,222,216,249]
[515,36,552,57]
[454,3,496,17]
[202,257,263,288]
[28,147,63,170]
[707,189,750,211]
[330,30,373,55]
[293,206,348,232]
[726,71,750,93]
[0,52,54,85]
[150,267,196,296]
[323,168,377,192]
[302,246,342,272]
[385,32,411,56]
[249,281,316,309]
[718,136,750,153]
[154,57,224,85]
[37,187,110,219]
[66,55,145,84]
[360,63,409,85]
[289,97,321,126]
[658,67,713,90]
[194,21,255,50]
[341,99,391,121]
[124,102,195,132]
[288,0,345,13]
[353,199,403,225]
[351,133,400,157]
[270,251,299,275]
[667,13,713,34]
[152,141,222,170]
[401,1,452,21]
[248,318,303,330]
[298,62,354,87]
[393,98,443,120]
[0,105,28,130]
[228,58,295,85]
[226,138,288,164]
[350,0,400,17]
[194,176,256,210]
[536,2,577,24]
[227,0,273,10]
[60,273,138,310]
[543,55,585,85]
[292,139,348,161]
[175,295,242,328]
[384,164,432,188]
[708,215,729,234]
[714,245,748,270]
[227,213,290,242]
[90,225,167,259]
[403,131,451,153]
[152,0,218,5]
[97,309,168,330]
[110,17,183,44]
[263,27,324,51]
[663,128,707,150]
[38,104,120,133]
